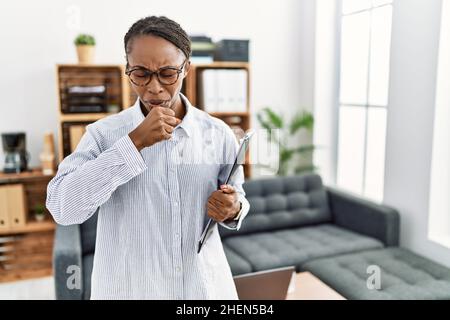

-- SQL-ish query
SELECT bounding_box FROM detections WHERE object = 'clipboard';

[197,130,254,254]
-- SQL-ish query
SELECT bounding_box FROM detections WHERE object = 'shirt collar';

[132,92,195,138]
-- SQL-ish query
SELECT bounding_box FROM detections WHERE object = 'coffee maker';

[2,132,29,173]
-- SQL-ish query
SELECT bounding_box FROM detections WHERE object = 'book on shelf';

[199,69,218,112]
[190,35,215,63]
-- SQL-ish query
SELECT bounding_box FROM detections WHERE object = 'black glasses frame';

[125,59,187,86]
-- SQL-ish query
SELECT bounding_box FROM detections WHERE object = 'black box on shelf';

[214,39,249,62]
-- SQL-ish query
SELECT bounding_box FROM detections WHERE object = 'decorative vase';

[76,45,95,64]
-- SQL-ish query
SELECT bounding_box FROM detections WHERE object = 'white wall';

[313,0,340,186]
[384,0,450,267]
[0,0,316,171]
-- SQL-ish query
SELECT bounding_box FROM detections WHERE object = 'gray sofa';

[53,173,450,299]
[302,247,450,299]
[53,208,98,300]
[219,174,399,275]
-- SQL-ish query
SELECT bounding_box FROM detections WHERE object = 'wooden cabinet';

[56,62,252,177]
[0,168,55,282]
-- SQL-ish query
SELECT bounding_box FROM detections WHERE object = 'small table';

[286,272,345,300]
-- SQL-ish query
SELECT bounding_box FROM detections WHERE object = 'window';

[336,0,393,201]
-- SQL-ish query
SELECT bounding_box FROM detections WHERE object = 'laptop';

[233,266,295,300]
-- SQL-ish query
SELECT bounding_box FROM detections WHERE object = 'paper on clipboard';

[197,130,254,254]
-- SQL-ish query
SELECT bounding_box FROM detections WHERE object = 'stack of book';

[190,35,215,64]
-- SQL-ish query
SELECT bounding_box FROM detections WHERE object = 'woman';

[47,16,249,299]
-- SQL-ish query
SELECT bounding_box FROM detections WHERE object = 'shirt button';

[174,201,178,206]
[175,266,181,272]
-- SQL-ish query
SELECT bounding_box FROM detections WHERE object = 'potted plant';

[257,107,318,176]
[74,34,96,64]
[34,203,47,222]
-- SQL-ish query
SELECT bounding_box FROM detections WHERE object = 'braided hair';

[124,16,191,61]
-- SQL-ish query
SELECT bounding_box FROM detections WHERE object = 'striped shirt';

[46,93,250,299]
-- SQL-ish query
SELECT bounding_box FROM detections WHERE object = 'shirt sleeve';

[217,127,250,231]
[46,124,148,226]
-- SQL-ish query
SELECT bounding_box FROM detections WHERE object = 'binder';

[0,185,11,230]
[201,69,218,112]
[6,184,27,227]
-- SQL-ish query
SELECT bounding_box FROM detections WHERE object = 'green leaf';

[257,108,284,143]
[290,111,314,134]
[294,165,318,174]
[257,113,274,142]
[256,112,273,131]
[74,34,96,46]
[277,161,289,176]
[262,107,283,129]
[294,144,316,154]
[280,149,295,163]
[34,203,46,214]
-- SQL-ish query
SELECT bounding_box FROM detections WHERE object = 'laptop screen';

[233,266,295,300]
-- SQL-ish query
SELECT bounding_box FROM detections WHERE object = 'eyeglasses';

[125,59,187,86]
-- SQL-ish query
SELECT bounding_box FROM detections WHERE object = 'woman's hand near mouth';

[128,106,181,151]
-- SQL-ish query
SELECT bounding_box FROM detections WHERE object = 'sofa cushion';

[222,224,383,272]
[80,208,99,255]
[302,247,450,300]
[220,174,332,238]
[223,245,253,275]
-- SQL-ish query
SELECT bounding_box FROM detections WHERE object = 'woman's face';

[126,34,190,112]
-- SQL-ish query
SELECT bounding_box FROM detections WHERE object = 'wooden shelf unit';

[0,168,55,282]
[56,62,252,177]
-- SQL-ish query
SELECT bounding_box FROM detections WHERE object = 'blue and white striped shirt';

[46,93,250,299]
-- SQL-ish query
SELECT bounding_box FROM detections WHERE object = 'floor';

[0,276,55,300]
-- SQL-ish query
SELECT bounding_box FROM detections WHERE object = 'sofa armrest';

[326,187,400,246]
[53,224,83,300]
